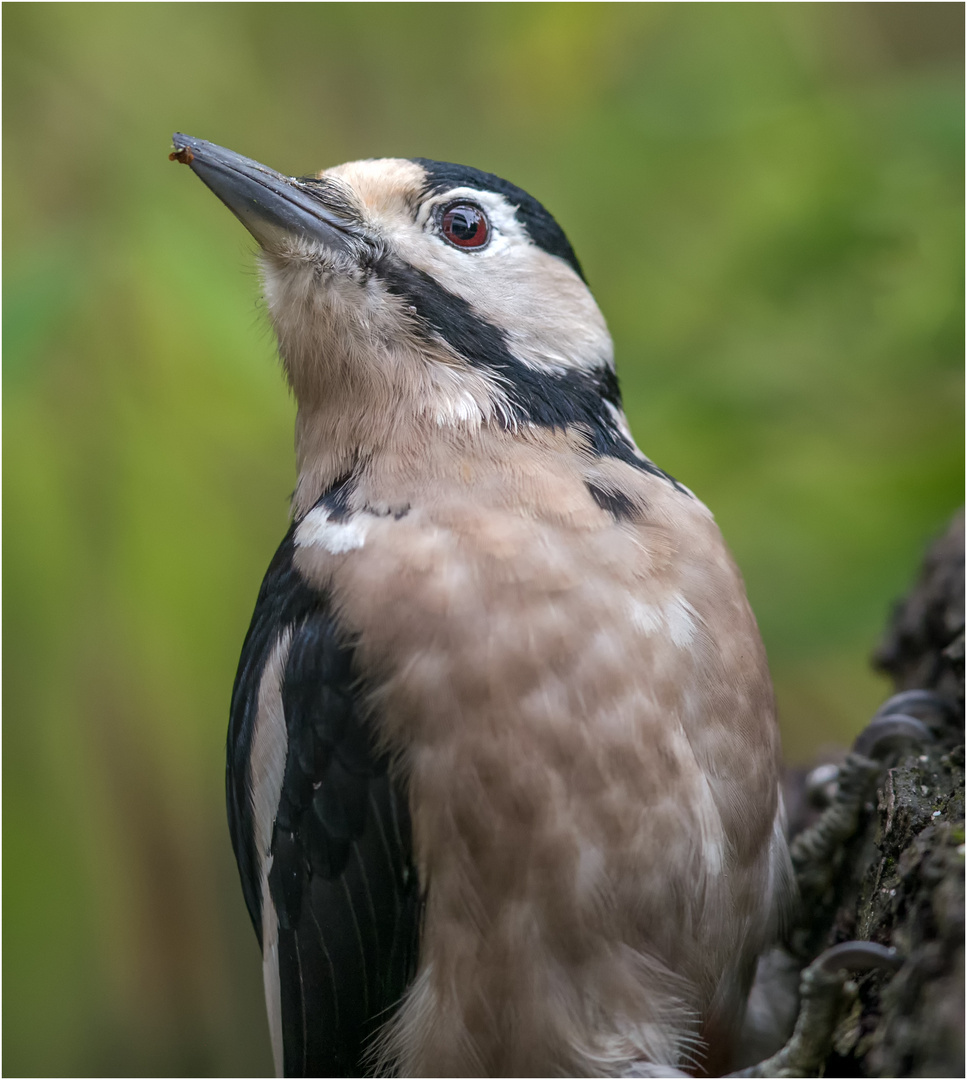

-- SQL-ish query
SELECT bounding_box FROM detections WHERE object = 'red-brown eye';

[441,203,490,249]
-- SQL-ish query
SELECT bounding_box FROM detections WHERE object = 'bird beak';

[170,133,363,256]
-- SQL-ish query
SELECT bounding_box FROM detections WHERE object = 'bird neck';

[291,396,500,519]
[289,344,520,516]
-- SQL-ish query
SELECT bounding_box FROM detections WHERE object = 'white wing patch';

[250,628,293,877]
[249,629,292,1078]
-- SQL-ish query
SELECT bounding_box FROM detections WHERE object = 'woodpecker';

[172,133,794,1078]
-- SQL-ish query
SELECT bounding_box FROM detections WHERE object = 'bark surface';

[790,511,964,1078]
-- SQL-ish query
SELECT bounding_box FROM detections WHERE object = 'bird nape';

[171,133,795,1078]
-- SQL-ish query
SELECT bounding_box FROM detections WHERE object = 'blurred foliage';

[2,3,962,1076]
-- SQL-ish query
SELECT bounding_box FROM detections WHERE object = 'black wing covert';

[227,523,421,1077]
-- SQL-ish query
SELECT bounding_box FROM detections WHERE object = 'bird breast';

[291,424,784,1075]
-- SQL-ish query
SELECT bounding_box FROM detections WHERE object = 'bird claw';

[811,691,940,793]
[851,688,947,759]
[805,689,941,806]
[765,692,932,1076]
[727,941,903,1078]
[808,939,902,977]
[851,713,933,760]
[791,689,940,893]
[870,688,955,724]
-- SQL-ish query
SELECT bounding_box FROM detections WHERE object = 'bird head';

[172,135,627,510]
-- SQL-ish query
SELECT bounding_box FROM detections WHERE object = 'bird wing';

[228,524,421,1077]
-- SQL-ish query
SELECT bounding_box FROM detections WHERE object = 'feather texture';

[229,520,420,1076]
[169,136,796,1076]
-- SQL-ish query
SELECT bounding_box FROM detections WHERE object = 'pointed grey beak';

[170,133,365,256]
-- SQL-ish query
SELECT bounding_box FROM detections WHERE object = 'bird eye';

[441,203,490,250]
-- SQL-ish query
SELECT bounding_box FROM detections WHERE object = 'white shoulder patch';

[296,506,370,554]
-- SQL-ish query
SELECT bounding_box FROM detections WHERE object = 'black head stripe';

[375,254,684,492]
[412,159,586,282]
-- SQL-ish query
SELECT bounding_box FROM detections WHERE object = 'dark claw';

[872,689,955,725]
[811,940,903,976]
[726,942,903,1077]
[852,714,933,759]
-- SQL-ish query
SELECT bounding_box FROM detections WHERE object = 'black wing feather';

[227,522,420,1076]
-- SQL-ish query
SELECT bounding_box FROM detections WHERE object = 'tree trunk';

[790,511,964,1078]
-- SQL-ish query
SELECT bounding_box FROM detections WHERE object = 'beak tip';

[169,148,194,165]
[166,134,359,256]
[170,132,198,166]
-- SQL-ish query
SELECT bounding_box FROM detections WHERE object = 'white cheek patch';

[296,506,371,554]
[627,595,702,649]
[408,188,616,377]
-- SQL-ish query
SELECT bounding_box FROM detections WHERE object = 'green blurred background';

[3,3,962,1075]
